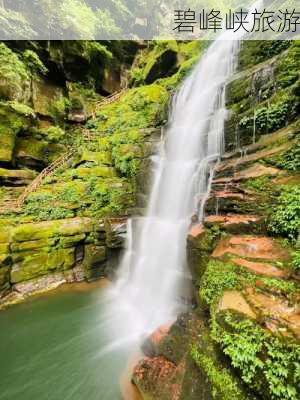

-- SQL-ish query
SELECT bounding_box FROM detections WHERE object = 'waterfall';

[106,38,241,344]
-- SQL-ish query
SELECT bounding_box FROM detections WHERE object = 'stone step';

[232,258,289,278]
[204,214,264,234]
[213,163,283,184]
[205,189,257,215]
[245,287,300,338]
[212,235,291,263]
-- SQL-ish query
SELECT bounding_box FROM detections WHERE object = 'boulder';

[212,235,291,262]
[0,167,37,186]
[204,214,264,234]
[83,244,107,280]
[15,137,65,169]
[32,79,65,117]
[10,247,75,283]
[11,217,103,242]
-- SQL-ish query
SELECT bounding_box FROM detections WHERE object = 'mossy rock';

[0,167,37,185]
[238,41,290,71]
[213,310,300,400]
[58,233,85,248]
[75,166,116,179]
[187,227,220,281]
[15,137,65,168]
[32,78,65,117]
[0,43,30,102]
[11,238,57,252]
[10,247,75,283]
[0,266,10,292]
[83,244,107,280]
[0,228,12,243]
[0,253,11,267]
[11,217,98,242]
[0,102,32,163]
[79,150,112,166]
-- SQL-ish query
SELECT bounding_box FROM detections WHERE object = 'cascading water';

[105,38,241,348]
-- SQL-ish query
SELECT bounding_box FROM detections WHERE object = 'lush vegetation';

[212,312,300,400]
[269,186,300,241]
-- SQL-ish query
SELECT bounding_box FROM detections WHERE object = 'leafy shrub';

[292,251,300,272]
[271,141,300,171]
[42,126,65,143]
[191,347,250,400]
[23,50,48,75]
[269,186,300,241]
[239,94,296,135]
[0,43,29,100]
[199,260,240,306]
[213,312,300,400]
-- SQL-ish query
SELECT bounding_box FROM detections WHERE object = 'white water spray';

[106,39,239,342]
[106,1,262,343]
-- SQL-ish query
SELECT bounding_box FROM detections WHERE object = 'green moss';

[83,244,106,280]
[0,102,32,162]
[10,247,75,283]
[267,140,300,171]
[49,96,70,122]
[0,43,30,101]
[239,41,291,70]
[275,41,300,89]
[39,126,65,143]
[260,276,299,296]
[191,347,251,400]
[239,91,298,137]
[0,266,10,291]
[292,250,300,273]
[268,185,300,241]
[67,82,102,115]
[23,50,48,75]
[15,137,65,165]
[199,260,241,307]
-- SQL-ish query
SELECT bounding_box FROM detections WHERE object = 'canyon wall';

[0,40,203,306]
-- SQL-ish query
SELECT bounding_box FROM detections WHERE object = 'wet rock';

[204,214,264,234]
[32,79,65,117]
[142,323,172,357]
[67,110,87,123]
[232,258,289,278]
[214,163,284,183]
[83,244,107,280]
[105,218,127,248]
[245,287,300,338]
[218,290,256,319]
[212,235,291,262]
[187,225,218,281]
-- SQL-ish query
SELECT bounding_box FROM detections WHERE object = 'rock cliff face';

[0,40,203,306]
[132,41,300,400]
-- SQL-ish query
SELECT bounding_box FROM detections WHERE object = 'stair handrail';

[16,147,77,208]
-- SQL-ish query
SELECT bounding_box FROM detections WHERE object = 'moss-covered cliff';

[132,41,300,400]
[0,40,203,306]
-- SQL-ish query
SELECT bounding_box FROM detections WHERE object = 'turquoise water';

[0,282,135,400]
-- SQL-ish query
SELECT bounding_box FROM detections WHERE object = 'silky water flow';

[103,39,242,354]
